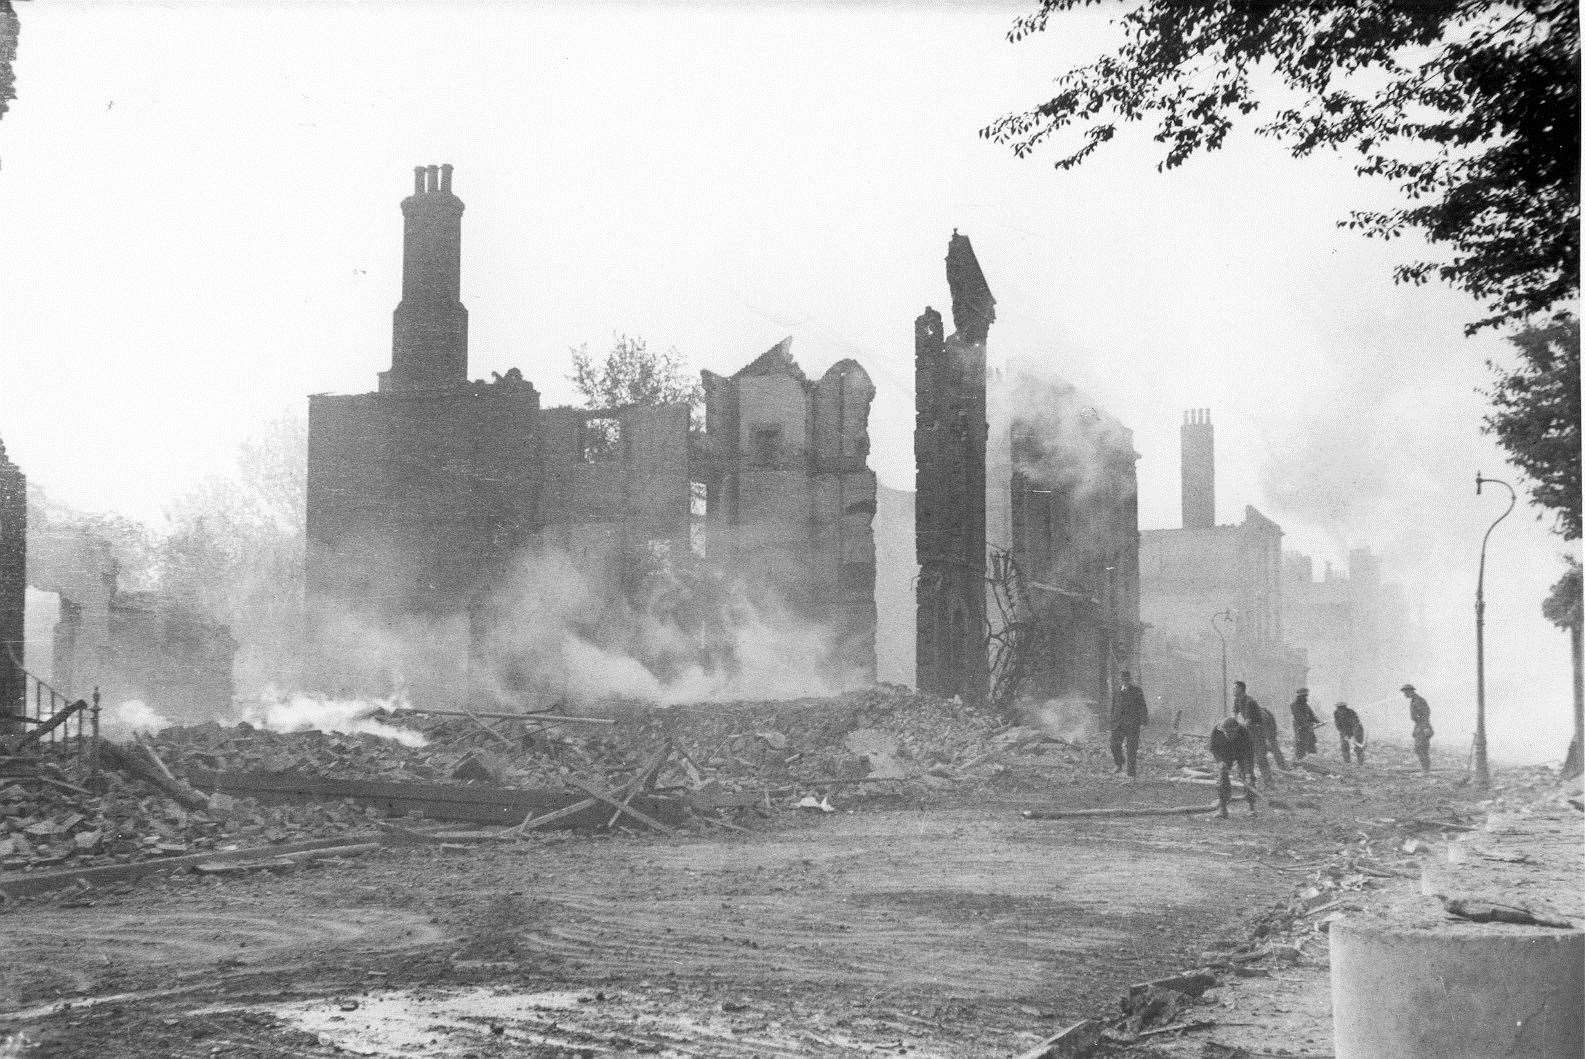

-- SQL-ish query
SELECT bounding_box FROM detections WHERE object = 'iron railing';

[2,647,101,769]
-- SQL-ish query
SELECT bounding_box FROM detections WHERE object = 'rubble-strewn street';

[6,689,1562,1058]
[2,4,1581,1057]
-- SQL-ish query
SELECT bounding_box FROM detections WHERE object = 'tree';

[1485,316,1581,540]
[161,412,308,694]
[984,1,1579,335]
[1543,554,1582,777]
[0,1,18,127]
[569,334,703,412]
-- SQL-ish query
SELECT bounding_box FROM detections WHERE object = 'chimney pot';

[427,164,440,192]
[413,166,425,195]
[440,163,453,193]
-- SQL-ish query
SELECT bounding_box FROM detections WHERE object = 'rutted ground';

[1,773,1389,1059]
[0,733,1482,1058]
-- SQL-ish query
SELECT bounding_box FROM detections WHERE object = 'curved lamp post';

[1474,473,1516,788]
[1211,610,1235,717]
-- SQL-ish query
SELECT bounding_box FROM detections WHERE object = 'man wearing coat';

[1290,688,1321,760]
[1334,701,1366,764]
[1210,713,1258,817]
[1233,681,1285,788]
[1110,670,1149,777]
[1402,683,1434,775]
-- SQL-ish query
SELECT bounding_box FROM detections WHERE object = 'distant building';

[988,363,1141,709]
[1284,546,1421,715]
[28,522,236,717]
[1139,410,1306,725]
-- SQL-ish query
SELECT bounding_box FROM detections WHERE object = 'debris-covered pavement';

[3,687,1563,1058]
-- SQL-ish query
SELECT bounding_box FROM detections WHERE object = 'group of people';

[1107,672,1437,819]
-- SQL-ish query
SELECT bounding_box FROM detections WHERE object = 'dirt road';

[0,754,1468,1058]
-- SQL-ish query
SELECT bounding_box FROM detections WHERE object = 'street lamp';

[1474,473,1516,789]
[1211,610,1235,717]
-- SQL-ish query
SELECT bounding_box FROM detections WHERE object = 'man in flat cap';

[1401,684,1433,775]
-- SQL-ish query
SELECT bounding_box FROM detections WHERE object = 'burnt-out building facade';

[694,340,877,681]
[306,167,689,706]
[914,234,1142,710]
[988,364,1142,708]
[19,518,237,717]
[0,437,25,724]
[915,233,991,701]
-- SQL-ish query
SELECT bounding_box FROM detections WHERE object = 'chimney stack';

[383,163,468,392]
[1180,407,1215,528]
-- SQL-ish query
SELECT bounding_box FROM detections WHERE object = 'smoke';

[1027,696,1104,744]
[238,687,426,747]
[473,543,865,708]
[987,358,1138,565]
[1257,331,1579,766]
[100,699,173,739]
[301,537,867,712]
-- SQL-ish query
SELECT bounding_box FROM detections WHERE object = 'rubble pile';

[0,745,373,876]
[0,684,1071,876]
[371,683,1045,804]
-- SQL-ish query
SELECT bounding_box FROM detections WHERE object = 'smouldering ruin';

[305,167,877,707]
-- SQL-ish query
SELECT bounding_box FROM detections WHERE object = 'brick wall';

[0,438,24,721]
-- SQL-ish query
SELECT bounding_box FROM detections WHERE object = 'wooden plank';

[1013,1018,1101,1059]
[516,797,600,834]
[388,707,616,725]
[567,777,676,835]
[1021,802,1221,820]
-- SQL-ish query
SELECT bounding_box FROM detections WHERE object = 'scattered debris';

[1439,895,1574,929]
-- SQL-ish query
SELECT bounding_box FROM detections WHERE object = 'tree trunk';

[1565,619,1583,780]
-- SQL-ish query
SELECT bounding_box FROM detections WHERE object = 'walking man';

[1110,670,1149,777]
[1334,700,1366,764]
[1233,681,1282,787]
[1210,713,1257,817]
[1402,683,1434,775]
[1290,688,1321,760]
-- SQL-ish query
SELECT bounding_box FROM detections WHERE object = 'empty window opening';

[583,417,623,462]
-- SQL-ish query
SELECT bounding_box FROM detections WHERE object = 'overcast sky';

[0,2,1577,758]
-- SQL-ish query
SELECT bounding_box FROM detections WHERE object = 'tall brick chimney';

[383,163,467,392]
[1181,408,1215,528]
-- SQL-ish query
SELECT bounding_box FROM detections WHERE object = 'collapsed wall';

[988,363,1142,708]
[26,522,236,715]
[696,339,878,684]
[915,232,992,702]
[0,437,24,725]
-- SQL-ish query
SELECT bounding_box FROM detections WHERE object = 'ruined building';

[27,520,236,717]
[1139,410,1307,723]
[914,234,1141,708]
[915,233,991,701]
[0,437,24,724]
[307,167,877,704]
[987,363,1142,709]
[694,340,877,682]
[306,166,689,707]
[1284,546,1424,718]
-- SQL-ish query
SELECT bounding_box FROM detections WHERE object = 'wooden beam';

[567,777,676,835]
[1021,802,1221,820]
